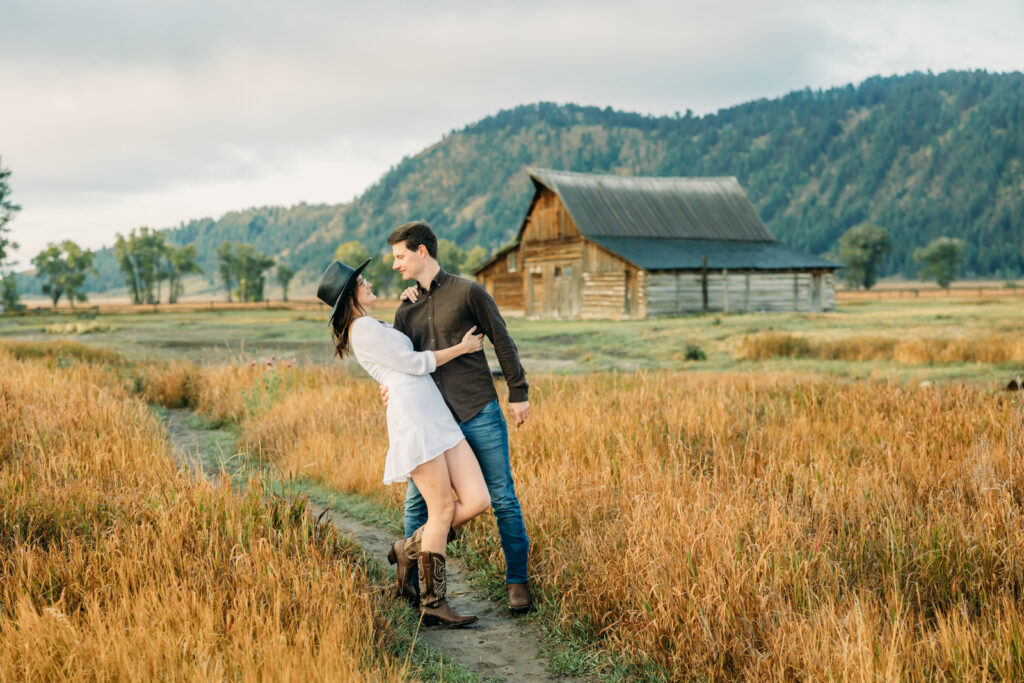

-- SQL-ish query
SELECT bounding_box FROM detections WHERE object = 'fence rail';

[836,286,1024,301]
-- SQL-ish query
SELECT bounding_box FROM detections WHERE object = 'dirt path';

[162,409,582,682]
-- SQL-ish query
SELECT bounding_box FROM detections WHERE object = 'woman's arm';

[433,326,484,367]
[351,318,483,376]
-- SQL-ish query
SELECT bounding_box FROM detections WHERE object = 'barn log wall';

[477,246,525,310]
[822,273,836,311]
[581,271,628,319]
[645,271,836,315]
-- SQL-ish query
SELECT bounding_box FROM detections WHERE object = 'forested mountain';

[72,69,1024,294]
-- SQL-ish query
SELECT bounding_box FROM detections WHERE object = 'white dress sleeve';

[350,317,437,376]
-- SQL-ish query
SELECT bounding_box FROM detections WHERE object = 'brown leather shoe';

[508,582,533,615]
[418,551,478,628]
[386,526,424,605]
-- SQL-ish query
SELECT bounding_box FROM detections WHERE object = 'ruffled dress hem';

[382,430,465,485]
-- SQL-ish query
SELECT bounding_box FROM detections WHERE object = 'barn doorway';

[528,269,544,316]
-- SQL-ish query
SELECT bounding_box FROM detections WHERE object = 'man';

[386,220,533,614]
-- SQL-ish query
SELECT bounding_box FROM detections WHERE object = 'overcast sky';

[2,0,1022,268]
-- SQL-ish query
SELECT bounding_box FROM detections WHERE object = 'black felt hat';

[317,258,371,325]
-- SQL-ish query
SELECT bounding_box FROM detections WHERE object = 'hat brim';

[329,257,372,325]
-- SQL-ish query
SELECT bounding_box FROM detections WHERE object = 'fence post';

[701,255,708,313]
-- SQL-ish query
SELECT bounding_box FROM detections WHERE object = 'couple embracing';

[316,221,532,628]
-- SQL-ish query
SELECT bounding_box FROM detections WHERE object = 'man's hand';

[399,286,419,303]
[380,385,389,407]
[508,401,530,428]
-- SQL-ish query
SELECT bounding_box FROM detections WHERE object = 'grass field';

[2,297,1022,680]
[0,348,422,680]
[2,296,1022,382]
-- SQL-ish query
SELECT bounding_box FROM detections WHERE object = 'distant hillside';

[62,69,1024,294]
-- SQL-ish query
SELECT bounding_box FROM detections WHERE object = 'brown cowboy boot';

[387,526,459,605]
[418,551,478,628]
[508,582,533,615]
[387,526,424,605]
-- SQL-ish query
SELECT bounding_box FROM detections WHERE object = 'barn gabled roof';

[528,168,776,242]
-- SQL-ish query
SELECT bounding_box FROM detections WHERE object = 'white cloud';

[2,0,1021,268]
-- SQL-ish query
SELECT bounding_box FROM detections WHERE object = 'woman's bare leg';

[444,439,490,529]
[408,439,491,553]
[409,455,455,555]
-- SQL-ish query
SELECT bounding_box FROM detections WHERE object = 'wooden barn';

[474,168,839,319]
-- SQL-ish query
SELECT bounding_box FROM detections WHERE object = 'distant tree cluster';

[838,223,967,290]
[215,242,278,302]
[113,228,201,304]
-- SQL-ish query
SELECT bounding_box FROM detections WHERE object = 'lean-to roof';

[588,237,839,271]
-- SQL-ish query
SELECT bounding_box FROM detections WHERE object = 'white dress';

[349,316,466,485]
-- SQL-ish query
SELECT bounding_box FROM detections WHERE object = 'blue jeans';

[404,399,530,584]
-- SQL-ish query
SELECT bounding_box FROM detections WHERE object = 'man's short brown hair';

[387,221,438,258]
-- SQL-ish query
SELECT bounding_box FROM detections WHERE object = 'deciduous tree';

[838,223,892,290]
[0,156,22,312]
[437,239,467,274]
[216,241,237,302]
[464,245,489,273]
[914,237,965,290]
[32,241,96,309]
[276,264,295,302]
[334,241,370,268]
[166,243,201,303]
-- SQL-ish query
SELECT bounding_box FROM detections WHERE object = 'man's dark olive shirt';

[393,268,528,423]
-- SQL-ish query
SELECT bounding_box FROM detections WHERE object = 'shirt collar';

[417,266,450,294]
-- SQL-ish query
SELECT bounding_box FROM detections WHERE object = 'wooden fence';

[837,285,1024,302]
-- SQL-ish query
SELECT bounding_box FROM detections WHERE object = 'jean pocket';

[478,400,501,415]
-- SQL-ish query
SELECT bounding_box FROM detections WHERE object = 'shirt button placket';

[429,292,439,392]
[428,291,435,347]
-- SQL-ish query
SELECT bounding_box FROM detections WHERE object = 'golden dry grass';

[0,350,408,681]
[230,367,1024,680]
[56,339,1024,679]
[739,331,1024,365]
[0,339,124,365]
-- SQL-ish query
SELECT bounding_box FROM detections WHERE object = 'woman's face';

[354,275,376,310]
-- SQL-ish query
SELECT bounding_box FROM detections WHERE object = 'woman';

[317,258,490,628]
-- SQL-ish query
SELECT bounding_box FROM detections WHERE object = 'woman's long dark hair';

[330,290,367,359]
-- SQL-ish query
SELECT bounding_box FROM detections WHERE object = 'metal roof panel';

[529,168,776,242]
[587,236,840,271]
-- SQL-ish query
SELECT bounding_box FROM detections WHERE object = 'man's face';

[391,241,425,281]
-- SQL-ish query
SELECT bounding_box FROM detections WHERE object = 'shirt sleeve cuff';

[426,351,438,374]
[508,387,528,403]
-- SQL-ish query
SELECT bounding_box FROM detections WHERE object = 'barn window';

[554,266,562,277]
[563,266,573,278]
[508,252,517,272]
